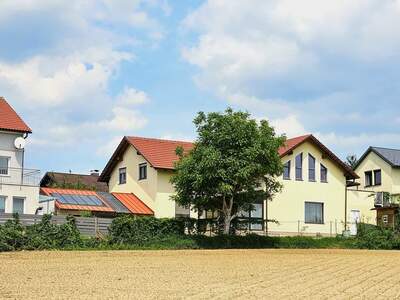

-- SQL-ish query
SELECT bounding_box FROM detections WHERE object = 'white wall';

[0,130,40,214]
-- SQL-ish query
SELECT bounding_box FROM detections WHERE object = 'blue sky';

[1,0,400,174]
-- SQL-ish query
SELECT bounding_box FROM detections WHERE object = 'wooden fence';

[0,213,113,237]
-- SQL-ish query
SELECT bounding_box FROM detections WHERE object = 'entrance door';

[350,210,361,235]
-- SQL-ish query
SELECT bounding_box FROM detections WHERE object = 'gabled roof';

[355,146,400,169]
[0,97,32,133]
[127,136,194,170]
[99,134,357,182]
[279,134,358,179]
[278,134,311,156]
[40,172,108,192]
[99,136,194,182]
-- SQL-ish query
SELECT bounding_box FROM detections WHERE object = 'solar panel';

[51,193,105,207]
[97,192,130,213]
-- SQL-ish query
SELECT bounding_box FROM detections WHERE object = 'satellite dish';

[14,137,26,150]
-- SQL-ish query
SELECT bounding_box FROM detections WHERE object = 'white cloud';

[271,115,306,138]
[182,0,400,156]
[0,0,167,161]
[116,87,149,106]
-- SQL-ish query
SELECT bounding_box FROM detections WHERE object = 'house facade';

[0,97,40,214]
[99,134,374,236]
[99,136,193,218]
[349,147,400,227]
[267,135,368,236]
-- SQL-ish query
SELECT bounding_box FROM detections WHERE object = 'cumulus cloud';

[182,0,400,157]
[0,0,168,163]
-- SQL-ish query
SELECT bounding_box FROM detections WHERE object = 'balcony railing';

[375,192,400,207]
[0,167,41,187]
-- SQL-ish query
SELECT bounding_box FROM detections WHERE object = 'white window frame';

[12,197,25,215]
[0,195,6,213]
[0,156,10,176]
[119,167,127,185]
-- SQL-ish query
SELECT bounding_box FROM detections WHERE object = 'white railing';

[0,167,41,186]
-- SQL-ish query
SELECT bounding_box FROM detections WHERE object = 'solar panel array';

[51,193,105,206]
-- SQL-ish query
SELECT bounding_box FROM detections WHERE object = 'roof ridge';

[371,146,400,152]
[48,171,99,177]
[127,136,194,144]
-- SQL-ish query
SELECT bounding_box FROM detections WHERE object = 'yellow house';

[99,134,363,236]
[266,135,363,236]
[99,136,193,218]
[348,147,400,227]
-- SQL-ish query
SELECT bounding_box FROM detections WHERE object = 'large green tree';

[171,108,285,235]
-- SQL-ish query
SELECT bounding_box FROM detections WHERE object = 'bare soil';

[1,249,400,299]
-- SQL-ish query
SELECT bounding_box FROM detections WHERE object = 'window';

[139,163,147,180]
[308,154,316,182]
[0,196,5,213]
[119,168,126,184]
[305,202,324,224]
[320,164,328,183]
[382,215,389,225]
[374,170,382,186]
[365,171,373,187]
[283,161,291,180]
[238,203,264,231]
[0,156,9,175]
[12,197,24,215]
[295,153,303,181]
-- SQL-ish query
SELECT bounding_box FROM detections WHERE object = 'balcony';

[375,192,400,208]
[0,167,41,187]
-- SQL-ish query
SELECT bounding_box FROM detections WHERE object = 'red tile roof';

[40,187,114,212]
[112,193,154,215]
[99,134,358,182]
[0,97,32,133]
[126,136,194,170]
[278,134,312,157]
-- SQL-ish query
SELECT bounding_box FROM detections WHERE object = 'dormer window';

[308,154,316,182]
[0,156,9,175]
[295,153,303,181]
[139,163,147,180]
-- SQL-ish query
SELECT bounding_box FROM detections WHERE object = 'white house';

[0,97,40,214]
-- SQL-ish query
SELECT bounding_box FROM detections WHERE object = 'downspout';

[344,182,348,232]
[21,133,29,186]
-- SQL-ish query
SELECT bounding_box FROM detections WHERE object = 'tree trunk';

[223,211,231,235]
[222,196,234,235]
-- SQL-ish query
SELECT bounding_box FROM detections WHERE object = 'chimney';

[90,169,100,176]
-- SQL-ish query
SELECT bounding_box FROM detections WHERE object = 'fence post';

[297,220,300,236]
[335,219,338,235]
[94,217,98,237]
[330,221,332,237]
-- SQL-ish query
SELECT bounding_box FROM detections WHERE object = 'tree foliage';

[171,108,285,234]
[346,154,358,170]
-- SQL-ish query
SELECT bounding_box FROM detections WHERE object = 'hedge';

[1,215,400,252]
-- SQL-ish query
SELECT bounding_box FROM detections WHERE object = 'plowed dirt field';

[1,249,399,299]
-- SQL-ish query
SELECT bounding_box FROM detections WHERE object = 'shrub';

[0,214,83,252]
[108,216,190,245]
[356,223,397,250]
